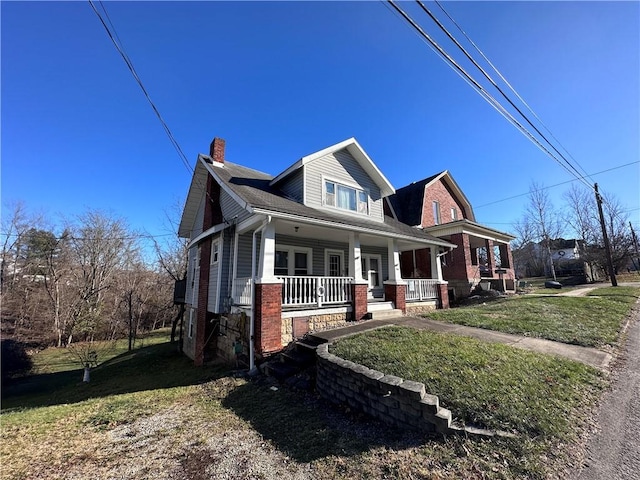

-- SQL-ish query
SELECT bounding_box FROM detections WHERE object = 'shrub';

[1,339,33,385]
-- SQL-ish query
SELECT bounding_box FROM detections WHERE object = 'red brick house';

[385,171,516,301]
[178,138,456,367]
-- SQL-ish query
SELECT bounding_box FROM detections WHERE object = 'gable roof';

[269,138,396,198]
[388,170,476,226]
[180,154,454,248]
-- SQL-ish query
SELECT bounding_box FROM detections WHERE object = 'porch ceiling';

[274,218,434,251]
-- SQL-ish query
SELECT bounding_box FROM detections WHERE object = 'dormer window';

[324,180,369,215]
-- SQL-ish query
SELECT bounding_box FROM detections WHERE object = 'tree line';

[1,202,187,350]
[511,183,639,280]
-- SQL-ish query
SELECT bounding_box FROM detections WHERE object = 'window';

[275,250,289,276]
[275,246,312,276]
[451,207,458,221]
[211,240,219,264]
[433,201,441,225]
[324,180,368,214]
[188,309,195,338]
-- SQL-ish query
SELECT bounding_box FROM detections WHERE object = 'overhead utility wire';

[432,0,594,185]
[385,1,587,185]
[88,0,193,175]
[416,1,592,190]
[475,160,640,208]
[89,1,225,240]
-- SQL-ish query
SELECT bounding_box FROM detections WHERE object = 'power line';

[88,0,193,175]
[416,0,593,190]
[475,161,639,208]
[432,0,594,185]
[385,1,594,189]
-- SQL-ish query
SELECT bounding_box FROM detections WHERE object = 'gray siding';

[304,150,384,221]
[277,169,304,203]
[236,231,260,278]
[220,190,251,224]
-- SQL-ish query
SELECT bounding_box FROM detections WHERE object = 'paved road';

[573,309,640,480]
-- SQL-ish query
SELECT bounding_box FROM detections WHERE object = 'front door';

[326,250,344,277]
[361,254,382,298]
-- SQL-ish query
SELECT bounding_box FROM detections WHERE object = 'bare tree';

[520,182,564,280]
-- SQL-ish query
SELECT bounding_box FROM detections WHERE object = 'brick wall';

[422,178,467,227]
[352,283,368,321]
[194,237,211,366]
[254,283,283,354]
[384,283,406,313]
[437,283,450,309]
[316,343,456,434]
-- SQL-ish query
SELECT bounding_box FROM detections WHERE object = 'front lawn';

[426,286,640,347]
[2,328,604,480]
[331,326,604,477]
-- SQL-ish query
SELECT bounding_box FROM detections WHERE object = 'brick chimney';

[209,137,225,164]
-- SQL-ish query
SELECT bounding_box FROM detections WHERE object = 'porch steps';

[369,309,403,320]
[367,301,395,312]
[261,336,325,390]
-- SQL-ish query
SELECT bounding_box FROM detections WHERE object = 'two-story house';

[178,137,456,366]
[385,171,516,301]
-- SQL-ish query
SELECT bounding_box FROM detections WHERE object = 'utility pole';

[594,183,617,286]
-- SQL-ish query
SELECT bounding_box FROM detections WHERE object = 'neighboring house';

[385,171,516,300]
[178,137,456,366]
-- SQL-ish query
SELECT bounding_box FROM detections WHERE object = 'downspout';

[249,215,272,374]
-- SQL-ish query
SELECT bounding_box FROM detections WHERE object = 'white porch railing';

[278,276,353,307]
[406,279,439,302]
[232,277,253,306]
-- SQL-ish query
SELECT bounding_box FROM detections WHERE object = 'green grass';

[0,323,613,480]
[427,286,639,347]
[331,326,604,477]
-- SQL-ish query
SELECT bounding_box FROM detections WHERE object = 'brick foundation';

[352,283,368,321]
[437,283,450,309]
[254,282,283,354]
[384,282,406,313]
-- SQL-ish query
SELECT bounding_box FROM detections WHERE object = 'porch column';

[254,221,282,354]
[257,221,277,282]
[383,239,406,314]
[485,239,495,274]
[348,232,363,280]
[254,281,282,354]
[349,232,368,321]
[430,246,444,282]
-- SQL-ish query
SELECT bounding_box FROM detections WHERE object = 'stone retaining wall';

[405,301,438,316]
[316,343,457,435]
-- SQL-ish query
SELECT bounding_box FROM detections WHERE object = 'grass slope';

[427,286,639,347]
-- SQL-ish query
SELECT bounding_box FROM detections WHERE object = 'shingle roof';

[210,159,451,246]
[387,174,440,226]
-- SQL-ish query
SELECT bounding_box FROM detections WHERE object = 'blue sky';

[3,1,639,249]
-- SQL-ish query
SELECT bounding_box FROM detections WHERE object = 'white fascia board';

[252,208,456,249]
[187,223,226,249]
[178,160,208,238]
[199,155,254,215]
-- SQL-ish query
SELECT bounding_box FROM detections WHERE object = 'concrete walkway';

[312,316,612,371]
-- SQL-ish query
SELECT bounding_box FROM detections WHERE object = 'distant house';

[178,137,455,366]
[385,171,516,300]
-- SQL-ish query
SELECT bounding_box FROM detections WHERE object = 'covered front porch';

[230,215,451,354]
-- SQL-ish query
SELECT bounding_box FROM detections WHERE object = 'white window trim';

[325,249,345,277]
[433,201,441,225]
[321,175,370,216]
[188,308,195,339]
[274,244,313,276]
[211,239,220,265]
